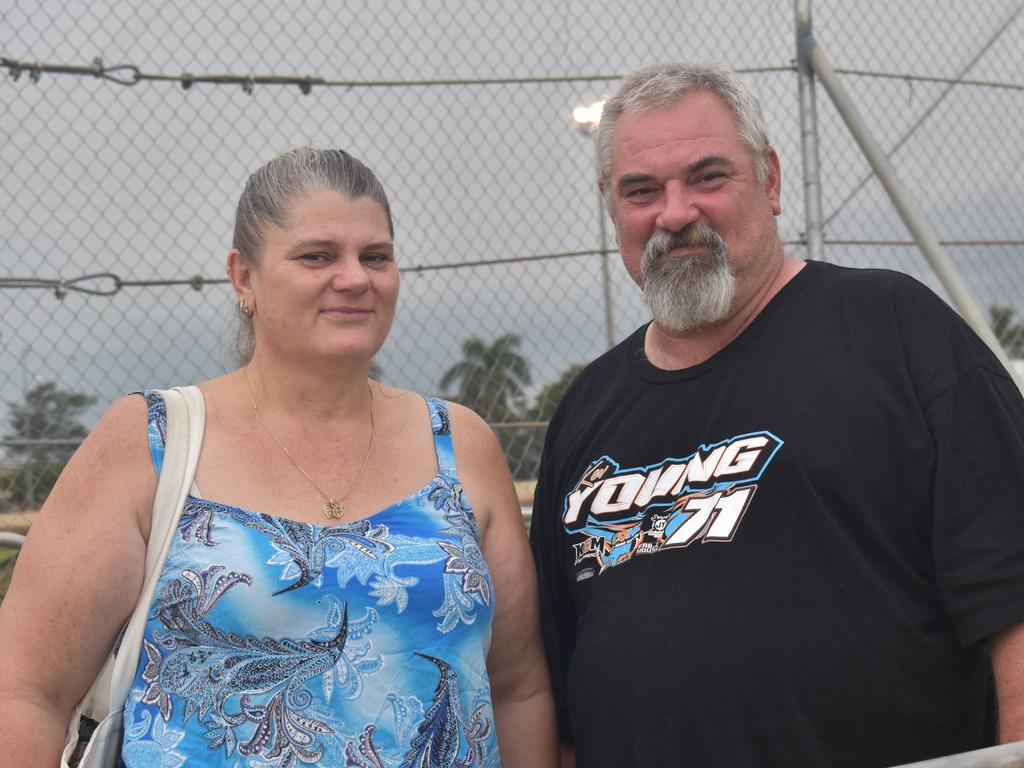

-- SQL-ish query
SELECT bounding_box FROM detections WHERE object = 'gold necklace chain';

[243,366,374,520]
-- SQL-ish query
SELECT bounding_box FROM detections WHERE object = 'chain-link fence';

[2,0,1023,511]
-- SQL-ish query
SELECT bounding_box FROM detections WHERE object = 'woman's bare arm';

[0,395,155,767]
[450,403,558,767]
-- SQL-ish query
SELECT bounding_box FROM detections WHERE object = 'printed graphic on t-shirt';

[562,431,783,580]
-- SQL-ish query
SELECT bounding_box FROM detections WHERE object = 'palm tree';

[440,334,532,424]
[990,304,1024,358]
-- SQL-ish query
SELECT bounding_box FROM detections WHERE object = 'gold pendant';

[323,498,344,519]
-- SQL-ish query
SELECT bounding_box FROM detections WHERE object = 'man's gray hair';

[231,147,394,362]
[596,62,772,199]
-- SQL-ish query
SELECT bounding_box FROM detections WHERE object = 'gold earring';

[239,298,254,318]
[226,265,233,275]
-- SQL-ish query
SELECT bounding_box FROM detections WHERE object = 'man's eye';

[301,253,328,263]
[362,253,391,264]
[697,173,725,184]
[626,187,656,198]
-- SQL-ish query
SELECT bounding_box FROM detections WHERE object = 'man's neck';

[643,256,805,370]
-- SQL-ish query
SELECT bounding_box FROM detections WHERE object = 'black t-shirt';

[530,261,1024,768]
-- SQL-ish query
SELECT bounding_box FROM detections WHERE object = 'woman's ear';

[227,249,257,316]
[227,249,253,294]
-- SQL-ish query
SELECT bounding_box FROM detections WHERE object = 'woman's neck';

[242,352,373,422]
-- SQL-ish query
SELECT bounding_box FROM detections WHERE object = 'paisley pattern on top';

[121,392,498,767]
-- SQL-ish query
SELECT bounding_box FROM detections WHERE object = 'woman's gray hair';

[231,147,394,362]
[596,62,772,202]
[233,147,393,259]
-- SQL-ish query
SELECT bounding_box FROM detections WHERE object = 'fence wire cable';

[1,56,799,92]
[7,56,1024,96]
[22,237,1008,299]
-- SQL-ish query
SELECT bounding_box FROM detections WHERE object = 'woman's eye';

[301,253,328,263]
[362,253,391,264]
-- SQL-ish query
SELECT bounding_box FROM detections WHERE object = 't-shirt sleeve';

[928,357,1024,646]
[529,423,578,744]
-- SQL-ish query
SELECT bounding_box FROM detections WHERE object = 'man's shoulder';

[804,260,1008,391]
[573,336,632,378]
[807,260,937,298]
[560,327,643,396]
[544,326,645,434]
[800,260,957,327]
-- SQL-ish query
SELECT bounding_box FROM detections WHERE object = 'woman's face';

[242,189,399,367]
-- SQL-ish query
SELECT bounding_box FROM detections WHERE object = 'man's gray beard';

[640,223,735,332]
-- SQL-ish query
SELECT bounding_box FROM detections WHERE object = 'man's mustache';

[644,222,724,265]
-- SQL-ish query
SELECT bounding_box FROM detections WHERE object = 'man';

[530,61,1024,767]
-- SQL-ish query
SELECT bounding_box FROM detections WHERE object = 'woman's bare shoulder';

[45,393,157,533]
[443,400,514,503]
[85,393,151,455]
[443,400,499,447]
[380,391,508,489]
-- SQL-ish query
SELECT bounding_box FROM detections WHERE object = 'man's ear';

[764,147,782,216]
[599,180,618,233]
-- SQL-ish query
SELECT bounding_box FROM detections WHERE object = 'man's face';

[604,89,782,329]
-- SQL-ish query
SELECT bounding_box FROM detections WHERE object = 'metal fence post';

[596,151,615,349]
[793,0,825,262]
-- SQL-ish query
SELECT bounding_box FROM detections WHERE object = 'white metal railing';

[0,531,25,550]
[0,530,25,604]
[891,740,1024,767]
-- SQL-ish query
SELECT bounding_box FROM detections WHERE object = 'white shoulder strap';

[141,386,206,578]
[72,388,205,724]
[107,386,205,709]
[65,387,205,768]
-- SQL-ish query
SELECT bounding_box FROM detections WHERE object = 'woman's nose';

[330,258,371,292]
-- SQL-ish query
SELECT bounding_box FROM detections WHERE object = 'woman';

[0,148,557,767]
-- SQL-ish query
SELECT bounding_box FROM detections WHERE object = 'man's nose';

[655,181,699,232]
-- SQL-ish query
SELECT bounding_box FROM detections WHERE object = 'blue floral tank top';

[121,391,498,767]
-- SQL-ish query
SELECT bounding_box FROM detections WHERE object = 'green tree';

[1,382,96,509]
[990,304,1024,358]
[440,334,532,423]
[506,362,586,481]
[530,363,586,422]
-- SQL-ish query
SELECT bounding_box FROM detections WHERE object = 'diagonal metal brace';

[805,34,1024,394]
